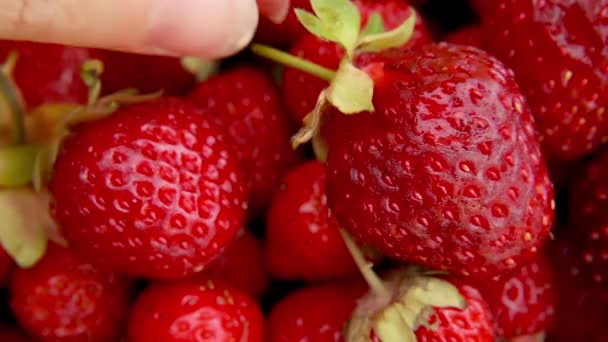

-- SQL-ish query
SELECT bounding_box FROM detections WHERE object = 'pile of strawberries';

[0,0,606,341]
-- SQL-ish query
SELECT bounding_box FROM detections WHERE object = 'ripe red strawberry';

[203,229,269,297]
[266,160,360,281]
[324,43,554,278]
[480,0,608,160]
[546,237,608,341]
[282,0,433,124]
[479,251,557,339]
[49,97,248,279]
[189,66,302,217]
[255,0,313,47]
[0,41,91,107]
[567,147,608,284]
[0,245,14,287]
[127,278,264,342]
[0,323,32,342]
[267,279,368,342]
[9,244,132,342]
[91,49,195,96]
[443,25,483,48]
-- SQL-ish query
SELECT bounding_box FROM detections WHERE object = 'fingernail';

[268,0,290,24]
[146,0,259,58]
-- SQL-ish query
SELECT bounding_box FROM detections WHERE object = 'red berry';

[49,97,248,279]
[266,160,359,281]
[0,41,90,107]
[324,43,554,278]
[189,66,302,217]
[9,244,131,342]
[127,278,264,342]
[0,323,32,342]
[282,0,433,124]
[92,49,195,96]
[267,279,368,342]
[254,0,313,47]
[479,252,557,339]
[480,0,608,160]
[203,229,269,297]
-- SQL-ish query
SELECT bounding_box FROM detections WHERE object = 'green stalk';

[251,44,336,82]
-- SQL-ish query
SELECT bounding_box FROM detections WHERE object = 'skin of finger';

[0,0,259,58]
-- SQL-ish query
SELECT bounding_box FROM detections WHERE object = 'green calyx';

[0,51,26,146]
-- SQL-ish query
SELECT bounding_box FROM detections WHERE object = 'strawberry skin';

[443,25,484,48]
[479,251,556,339]
[0,323,32,342]
[189,66,302,217]
[480,0,608,160]
[92,49,195,96]
[0,41,90,107]
[203,229,270,298]
[324,43,554,278]
[127,278,264,342]
[9,244,131,342]
[568,146,608,284]
[282,0,433,125]
[266,160,359,281]
[267,280,368,342]
[49,98,248,279]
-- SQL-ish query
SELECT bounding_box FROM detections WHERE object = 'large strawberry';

[127,278,264,342]
[9,244,132,342]
[48,97,248,279]
[479,0,608,160]
[267,279,368,342]
[0,41,91,107]
[266,160,360,281]
[203,229,269,297]
[567,146,608,285]
[279,0,433,124]
[479,251,557,339]
[189,66,302,217]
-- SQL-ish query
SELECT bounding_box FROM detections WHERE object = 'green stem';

[251,44,336,82]
[0,65,26,145]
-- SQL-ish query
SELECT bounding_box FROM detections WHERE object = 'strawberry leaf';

[357,10,417,53]
[291,90,327,149]
[0,189,58,268]
[326,61,375,114]
[295,0,361,56]
[0,144,43,187]
[361,12,386,37]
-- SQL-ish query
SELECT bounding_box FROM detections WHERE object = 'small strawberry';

[0,323,32,342]
[91,49,196,96]
[0,41,91,107]
[479,251,557,339]
[254,0,313,47]
[267,279,368,342]
[189,66,302,217]
[480,0,608,160]
[127,278,264,342]
[49,97,248,279]
[266,160,360,281]
[203,229,269,297]
[567,146,608,285]
[9,244,132,342]
[280,0,433,124]
[0,245,14,287]
[443,25,484,48]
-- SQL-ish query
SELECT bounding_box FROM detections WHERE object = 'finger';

[257,0,290,23]
[0,0,260,58]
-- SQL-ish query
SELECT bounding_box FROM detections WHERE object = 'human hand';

[0,0,289,58]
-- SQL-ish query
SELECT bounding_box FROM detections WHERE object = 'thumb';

[0,0,264,58]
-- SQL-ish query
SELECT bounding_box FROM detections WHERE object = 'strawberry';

[254,0,313,47]
[567,146,608,284]
[443,25,484,48]
[0,41,91,107]
[479,0,608,160]
[189,66,302,217]
[91,49,196,96]
[9,244,132,342]
[203,229,269,297]
[127,278,264,342]
[267,279,368,342]
[319,41,555,278]
[0,323,32,342]
[546,236,608,341]
[266,160,360,281]
[479,251,557,339]
[0,245,14,287]
[48,97,248,279]
[281,0,433,124]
